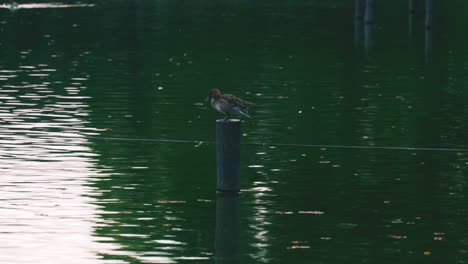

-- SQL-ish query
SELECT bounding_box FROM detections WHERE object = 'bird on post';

[206,89,254,121]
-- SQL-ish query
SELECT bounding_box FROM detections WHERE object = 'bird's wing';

[222,94,255,108]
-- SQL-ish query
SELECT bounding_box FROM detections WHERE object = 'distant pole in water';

[409,0,419,14]
[354,0,364,20]
[364,0,375,24]
[424,0,434,63]
[408,0,418,40]
[216,120,241,194]
[425,0,434,30]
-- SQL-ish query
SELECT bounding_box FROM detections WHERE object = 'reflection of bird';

[207,89,254,121]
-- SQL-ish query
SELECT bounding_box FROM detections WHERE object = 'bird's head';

[206,89,221,102]
[208,89,221,97]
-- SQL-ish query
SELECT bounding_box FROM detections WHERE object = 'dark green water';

[1,1,468,263]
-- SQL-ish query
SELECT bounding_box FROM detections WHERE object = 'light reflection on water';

[0,58,117,263]
[0,3,94,11]
[0,58,209,262]
[0,49,148,263]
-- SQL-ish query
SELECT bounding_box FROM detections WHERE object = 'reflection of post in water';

[364,24,374,54]
[215,194,240,264]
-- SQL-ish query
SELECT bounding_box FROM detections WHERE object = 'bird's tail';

[233,107,253,119]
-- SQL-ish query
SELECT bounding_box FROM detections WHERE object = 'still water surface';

[1,1,468,263]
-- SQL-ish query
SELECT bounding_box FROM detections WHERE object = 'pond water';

[1,1,468,263]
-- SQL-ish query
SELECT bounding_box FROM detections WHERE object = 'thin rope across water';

[88,136,468,153]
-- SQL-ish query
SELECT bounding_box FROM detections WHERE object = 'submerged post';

[216,119,241,194]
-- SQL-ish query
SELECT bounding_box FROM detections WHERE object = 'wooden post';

[215,195,240,264]
[216,119,241,194]
[364,0,375,24]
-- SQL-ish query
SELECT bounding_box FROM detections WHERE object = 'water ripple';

[0,3,95,11]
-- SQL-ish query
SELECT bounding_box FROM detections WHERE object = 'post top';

[216,119,241,123]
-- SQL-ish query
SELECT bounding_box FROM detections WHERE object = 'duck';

[206,89,254,121]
